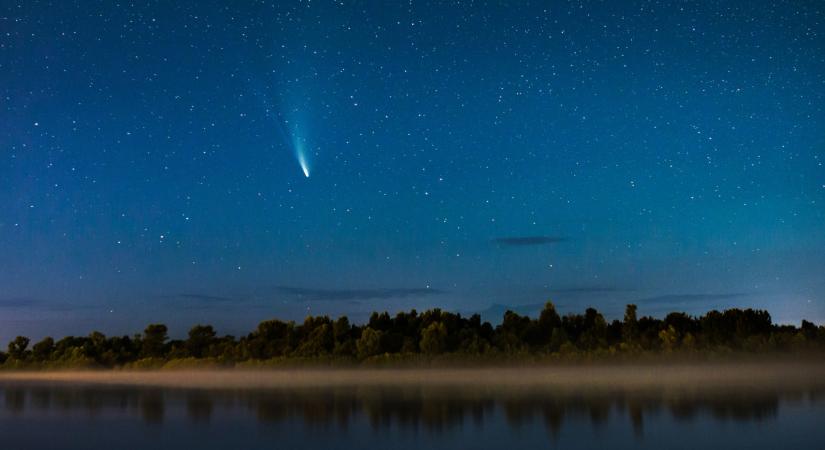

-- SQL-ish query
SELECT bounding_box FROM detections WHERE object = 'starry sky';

[1,1,823,341]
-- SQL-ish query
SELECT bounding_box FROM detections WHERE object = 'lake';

[1,371,824,449]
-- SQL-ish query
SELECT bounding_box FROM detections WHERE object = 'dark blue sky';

[1,1,823,341]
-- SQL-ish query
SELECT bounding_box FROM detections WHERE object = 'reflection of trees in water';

[666,393,779,422]
[2,386,142,417]
[4,388,25,414]
[186,392,213,423]
[140,390,164,424]
[0,384,822,438]
[250,387,494,432]
[502,390,782,440]
[357,388,493,432]
[253,391,357,429]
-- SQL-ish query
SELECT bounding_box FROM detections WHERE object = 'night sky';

[1,1,823,342]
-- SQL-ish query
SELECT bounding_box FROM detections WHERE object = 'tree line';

[2,304,823,368]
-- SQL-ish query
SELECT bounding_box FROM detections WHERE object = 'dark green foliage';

[356,327,383,359]
[420,322,447,354]
[295,318,334,356]
[537,302,562,346]
[31,337,54,361]
[245,319,295,359]
[142,324,168,358]
[3,304,824,369]
[7,336,30,361]
[186,325,217,358]
[622,304,639,344]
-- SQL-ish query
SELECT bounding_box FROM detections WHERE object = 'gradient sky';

[1,1,823,342]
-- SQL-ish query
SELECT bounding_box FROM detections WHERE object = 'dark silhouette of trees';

[420,322,447,354]
[7,336,30,361]
[332,316,355,356]
[2,304,824,369]
[141,324,168,358]
[186,325,217,358]
[31,337,54,361]
[295,317,334,357]
[244,319,295,359]
[537,302,562,347]
[622,304,639,346]
[356,327,383,359]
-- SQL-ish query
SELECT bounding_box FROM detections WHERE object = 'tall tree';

[186,325,217,358]
[420,322,447,355]
[356,327,383,359]
[7,336,30,360]
[31,337,55,362]
[142,324,168,358]
[622,304,639,344]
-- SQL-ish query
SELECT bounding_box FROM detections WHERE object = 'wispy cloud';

[547,286,633,294]
[169,293,238,303]
[493,236,568,246]
[0,297,95,311]
[0,297,40,308]
[154,293,245,310]
[274,286,444,302]
[636,293,748,304]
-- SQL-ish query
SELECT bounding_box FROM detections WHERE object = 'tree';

[659,325,678,352]
[333,316,351,343]
[578,308,607,350]
[332,316,355,356]
[538,302,562,346]
[7,336,30,360]
[85,331,107,362]
[420,322,447,355]
[142,324,168,358]
[801,320,818,340]
[622,304,639,344]
[249,319,295,358]
[496,310,531,351]
[549,328,569,352]
[368,312,391,331]
[356,327,383,359]
[31,337,55,362]
[539,302,562,329]
[186,325,217,358]
[295,323,333,356]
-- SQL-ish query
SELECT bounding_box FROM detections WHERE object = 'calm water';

[1,382,824,449]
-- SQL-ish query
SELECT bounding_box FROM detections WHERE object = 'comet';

[297,149,310,177]
[248,85,313,178]
[293,134,310,177]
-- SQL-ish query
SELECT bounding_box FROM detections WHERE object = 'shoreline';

[1,361,824,391]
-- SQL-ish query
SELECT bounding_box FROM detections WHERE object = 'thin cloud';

[274,286,444,302]
[0,297,39,308]
[155,293,245,310]
[171,293,238,303]
[0,297,95,311]
[636,293,749,304]
[547,286,634,294]
[493,236,568,246]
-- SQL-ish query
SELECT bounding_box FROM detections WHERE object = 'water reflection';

[1,382,820,439]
